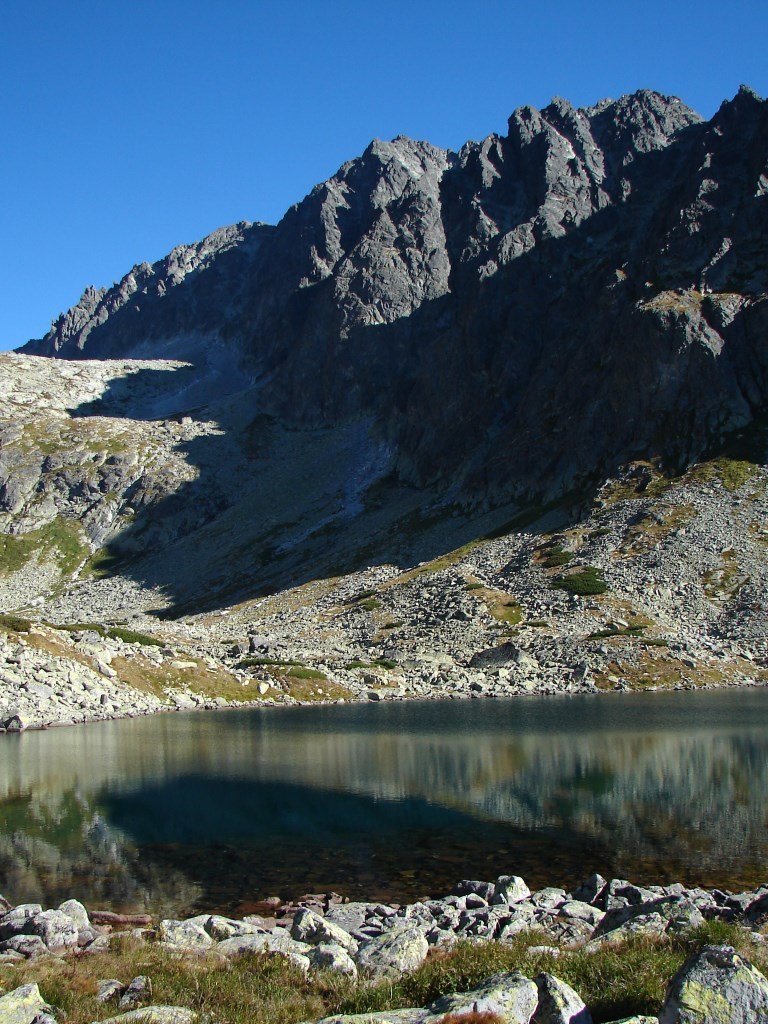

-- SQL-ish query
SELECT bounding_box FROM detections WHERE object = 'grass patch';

[464,582,484,591]
[82,548,125,579]
[598,461,673,505]
[589,527,612,538]
[687,457,760,492]
[358,597,381,612]
[106,652,253,704]
[49,622,163,647]
[490,600,523,626]
[0,613,32,633]
[2,921,764,1024]
[0,520,88,578]
[551,566,608,596]
[279,673,351,702]
[543,550,573,568]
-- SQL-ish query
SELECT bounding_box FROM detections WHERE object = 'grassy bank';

[1,921,765,1024]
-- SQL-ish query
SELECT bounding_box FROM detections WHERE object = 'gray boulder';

[58,898,90,930]
[493,875,532,905]
[0,934,49,959]
[28,909,79,951]
[0,983,55,1024]
[118,976,153,1012]
[0,904,43,940]
[95,1009,198,1024]
[355,923,429,980]
[97,979,126,1003]
[429,970,539,1022]
[533,973,592,1024]
[307,942,359,978]
[659,944,768,1022]
[157,919,213,949]
[291,908,358,953]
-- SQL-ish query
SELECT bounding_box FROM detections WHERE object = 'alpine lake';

[2,688,768,918]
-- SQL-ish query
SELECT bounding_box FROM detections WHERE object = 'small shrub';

[238,657,305,669]
[0,613,32,633]
[552,567,608,596]
[543,551,573,568]
[286,666,326,680]
[106,626,164,647]
[590,526,612,538]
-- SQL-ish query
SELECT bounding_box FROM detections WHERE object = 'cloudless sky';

[2,0,766,350]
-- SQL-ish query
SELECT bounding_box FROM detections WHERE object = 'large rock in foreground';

[429,970,539,1022]
[355,923,429,980]
[0,983,55,1024]
[659,944,768,1023]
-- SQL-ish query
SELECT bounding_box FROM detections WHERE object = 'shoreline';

[4,673,768,736]
[2,870,768,1022]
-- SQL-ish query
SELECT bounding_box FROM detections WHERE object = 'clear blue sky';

[2,0,766,351]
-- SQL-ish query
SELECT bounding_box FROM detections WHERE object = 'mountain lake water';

[1,688,768,918]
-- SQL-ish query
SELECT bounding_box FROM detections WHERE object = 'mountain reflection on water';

[1,690,767,917]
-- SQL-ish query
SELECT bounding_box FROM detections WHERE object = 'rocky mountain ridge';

[0,87,767,724]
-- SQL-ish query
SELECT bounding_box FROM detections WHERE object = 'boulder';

[95,1009,198,1024]
[215,929,311,965]
[58,898,90,930]
[533,973,592,1023]
[312,1012,430,1024]
[0,983,55,1024]
[291,908,358,953]
[307,942,359,978]
[97,979,127,1003]
[603,1019,658,1024]
[429,970,539,1022]
[118,976,153,1011]
[0,904,43,940]
[572,874,607,905]
[157,920,213,949]
[29,908,79,951]
[0,934,49,958]
[355,923,429,980]
[659,944,768,1022]
[493,876,531,905]
[204,915,261,941]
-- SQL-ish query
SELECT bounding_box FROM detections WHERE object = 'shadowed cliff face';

[21,88,768,504]
[6,88,768,609]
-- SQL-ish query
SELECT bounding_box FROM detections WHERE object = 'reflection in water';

[1,690,768,916]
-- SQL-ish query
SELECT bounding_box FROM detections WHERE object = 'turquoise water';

[1,689,767,916]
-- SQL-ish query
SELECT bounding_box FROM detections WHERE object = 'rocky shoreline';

[3,872,768,1022]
